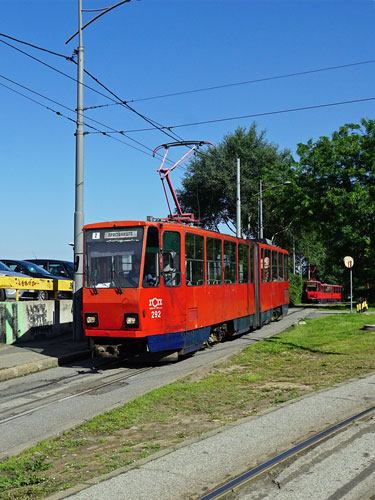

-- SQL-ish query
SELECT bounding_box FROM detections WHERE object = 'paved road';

[0,308,308,459]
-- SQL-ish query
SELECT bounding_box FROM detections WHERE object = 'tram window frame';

[250,245,254,283]
[162,230,181,287]
[206,237,222,285]
[272,251,278,282]
[142,226,160,287]
[223,240,237,284]
[262,248,271,283]
[278,252,284,281]
[238,243,249,284]
[185,233,205,286]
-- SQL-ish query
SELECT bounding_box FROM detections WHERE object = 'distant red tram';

[304,280,343,303]
[82,221,290,358]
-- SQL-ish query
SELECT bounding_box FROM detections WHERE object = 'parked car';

[26,259,74,279]
[1,259,71,300]
[0,261,40,301]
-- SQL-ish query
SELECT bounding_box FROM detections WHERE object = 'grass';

[1,313,375,499]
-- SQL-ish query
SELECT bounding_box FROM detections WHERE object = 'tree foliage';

[177,119,375,291]
[177,124,293,241]
[291,118,375,287]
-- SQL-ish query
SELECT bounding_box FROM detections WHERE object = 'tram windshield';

[306,282,319,291]
[85,227,144,289]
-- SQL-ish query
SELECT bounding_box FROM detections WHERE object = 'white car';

[0,261,38,301]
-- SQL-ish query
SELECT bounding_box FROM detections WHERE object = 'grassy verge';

[1,313,375,499]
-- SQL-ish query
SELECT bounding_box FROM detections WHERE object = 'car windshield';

[24,262,53,275]
[0,261,11,271]
[85,227,144,289]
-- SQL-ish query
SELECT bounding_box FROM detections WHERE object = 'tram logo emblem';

[149,297,163,310]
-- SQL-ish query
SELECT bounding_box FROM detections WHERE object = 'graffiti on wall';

[26,303,52,338]
[26,303,48,328]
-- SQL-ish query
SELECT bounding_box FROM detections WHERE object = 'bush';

[289,273,304,306]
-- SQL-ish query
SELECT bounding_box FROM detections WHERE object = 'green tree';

[292,118,375,289]
[177,124,294,243]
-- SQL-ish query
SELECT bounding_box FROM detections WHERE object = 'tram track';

[0,364,154,425]
[0,308,306,427]
[199,406,375,500]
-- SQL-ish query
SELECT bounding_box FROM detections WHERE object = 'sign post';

[344,256,354,313]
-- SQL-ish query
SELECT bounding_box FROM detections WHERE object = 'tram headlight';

[85,313,99,327]
[124,313,139,328]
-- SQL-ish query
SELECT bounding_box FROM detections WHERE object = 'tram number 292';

[151,310,162,319]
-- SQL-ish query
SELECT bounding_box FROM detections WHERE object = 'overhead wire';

[0,73,166,158]
[2,33,374,171]
[83,59,375,108]
[126,60,375,103]
[0,35,183,143]
[84,96,374,133]
[0,35,189,169]
[0,79,172,160]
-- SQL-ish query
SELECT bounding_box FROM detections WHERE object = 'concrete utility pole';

[66,0,132,341]
[258,179,263,239]
[236,158,241,238]
[72,0,85,342]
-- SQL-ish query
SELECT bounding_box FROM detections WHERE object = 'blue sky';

[1,0,374,260]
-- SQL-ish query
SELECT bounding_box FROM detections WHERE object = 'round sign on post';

[344,256,354,269]
[344,256,354,314]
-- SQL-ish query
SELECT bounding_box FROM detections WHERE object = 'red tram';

[82,221,289,357]
[82,141,289,358]
[304,280,343,303]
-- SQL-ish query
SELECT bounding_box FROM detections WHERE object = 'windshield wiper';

[111,268,123,294]
[87,268,98,294]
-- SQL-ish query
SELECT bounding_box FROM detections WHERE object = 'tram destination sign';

[104,230,138,240]
[88,229,141,242]
[344,256,354,269]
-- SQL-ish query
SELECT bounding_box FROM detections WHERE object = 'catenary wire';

[85,59,375,107]
[0,37,187,156]
[0,73,167,160]
[0,32,74,60]
[0,81,167,160]
[0,76,185,170]
[2,32,374,108]
[87,96,373,134]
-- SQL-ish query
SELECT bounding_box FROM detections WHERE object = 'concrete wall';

[0,300,73,345]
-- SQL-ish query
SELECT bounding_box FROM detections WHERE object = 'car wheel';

[37,290,49,300]
[0,289,5,302]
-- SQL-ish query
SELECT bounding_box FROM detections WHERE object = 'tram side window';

[262,248,271,282]
[224,241,237,284]
[185,233,204,286]
[278,252,284,281]
[272,251,278,282]
[162,231,181,287]
[238,243,249,283]
[206,237,222,285]
[143,226,160,287]
[250,245,254,283]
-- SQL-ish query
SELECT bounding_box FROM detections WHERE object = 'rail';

[0,276,73,300]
